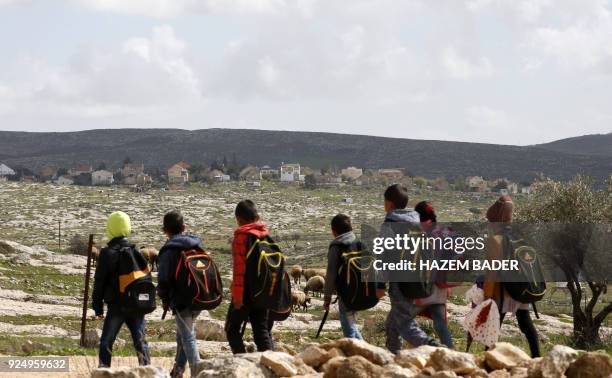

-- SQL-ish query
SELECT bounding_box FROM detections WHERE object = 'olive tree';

[515,175,611,347]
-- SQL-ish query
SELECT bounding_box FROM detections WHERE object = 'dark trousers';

[225,304,273,354]
[500,310,540,357]
[99,306,150,367]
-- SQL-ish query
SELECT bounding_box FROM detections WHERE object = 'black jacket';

[157,234,203,310]
[92,237,136,315]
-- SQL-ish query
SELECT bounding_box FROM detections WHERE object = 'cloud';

[441,47,493,80]
[0,25,202,118]
[70,0,295,18]
[528,3,612,73]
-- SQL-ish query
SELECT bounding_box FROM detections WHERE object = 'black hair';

[331,213,352,235]
[384,183,409,209]
[163,210,184,235]
[235,199,259,222]
[414,201,437,223]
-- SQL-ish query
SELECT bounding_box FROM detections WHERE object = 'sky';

[0,0,611,145]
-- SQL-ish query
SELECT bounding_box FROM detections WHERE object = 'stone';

[566,352,612,378]
[488,370,511,378]
[395,346,439,370]
[260,351,298,377]
[538,345,578,378]
[91,366,169,378]
[21,340,49,354]
[197,356,266,378]
[509,366,529,378]
[195,319,226,341]
[322,338,394,365]
[426,348,478,375]
[326,347,345,360]
[380,363,418,378]
[82,328,102,348]
[321,355,384,378]
[298,346,328,368]
[484,342,531,370]
[465,369,489,378]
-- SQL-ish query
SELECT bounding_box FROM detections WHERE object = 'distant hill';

[536,132,612,157]
[0,129,610,181]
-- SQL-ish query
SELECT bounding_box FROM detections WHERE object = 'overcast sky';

[1,0,611,145]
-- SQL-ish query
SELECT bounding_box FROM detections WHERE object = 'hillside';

[537,132,612,157]
[0,129,610,181]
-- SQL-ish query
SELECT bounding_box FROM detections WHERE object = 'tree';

[515,175,612,347]
[96,162,107,171]
[123,156,132,165]
[304,174,317,189]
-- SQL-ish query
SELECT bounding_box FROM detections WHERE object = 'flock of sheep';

[290,265,327,312]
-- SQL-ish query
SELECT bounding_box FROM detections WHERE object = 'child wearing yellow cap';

[92,211,151,368]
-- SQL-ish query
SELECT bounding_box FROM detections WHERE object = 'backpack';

[174,249,223,311]
[397,247,434,299]
[501,236,546,303]
[245,235,292,319]
[116,245,157,316]
[336,240,379,311]
[380,219,433,300]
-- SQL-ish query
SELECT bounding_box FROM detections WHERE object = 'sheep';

[290,265,303,286]
[140,246,159,271]
[291,290,311,312]
[91,246,100,268]
[303,268,326,281]
[304,275,325,298]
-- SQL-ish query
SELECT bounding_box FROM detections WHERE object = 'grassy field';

[0,181,610,358]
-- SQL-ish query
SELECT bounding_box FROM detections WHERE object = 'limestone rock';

[566,352,612,378]
[538,345,578,378]
[380,363,418,378]
[298,346,329,368]
[91,366,169,378]
[195,319,226,341]
[197,356,266,378]
[21,340,49,354]
[321,355,384,378]
[260,351,298,377]
[322,338,393,365]
[426,348,478,375]
[484,342,531,370]
[395,346,439,370]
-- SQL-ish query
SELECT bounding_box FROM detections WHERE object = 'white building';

[214,174,231,182]
[0,163,15,178]
[280,163,300,182]
[341,167,363,180]
[92,170,114,186]
[260,165,279,180]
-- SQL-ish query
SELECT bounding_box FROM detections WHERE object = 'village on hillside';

[0,159,533,196]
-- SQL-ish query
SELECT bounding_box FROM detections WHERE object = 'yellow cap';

[106,211,132,241]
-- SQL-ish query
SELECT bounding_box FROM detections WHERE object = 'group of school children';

[91,184,540,377]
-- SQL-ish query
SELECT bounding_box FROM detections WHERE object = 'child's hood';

[235,222,269,239]
[385,209,421,224]
[162,234,202,251]
[330,231,356,247]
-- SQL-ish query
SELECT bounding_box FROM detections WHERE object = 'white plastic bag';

[463,298,500,347]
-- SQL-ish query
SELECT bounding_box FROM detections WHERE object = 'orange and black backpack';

[116,245,157,316]
[174,249,223,311]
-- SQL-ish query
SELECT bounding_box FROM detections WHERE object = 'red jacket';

[231,222,269,303]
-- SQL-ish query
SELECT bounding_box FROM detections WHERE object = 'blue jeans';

[99,306,150,367]
[385,283,436,354]
[338,299,362,339]
[173,309,201,377]
[428,304,453,348]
